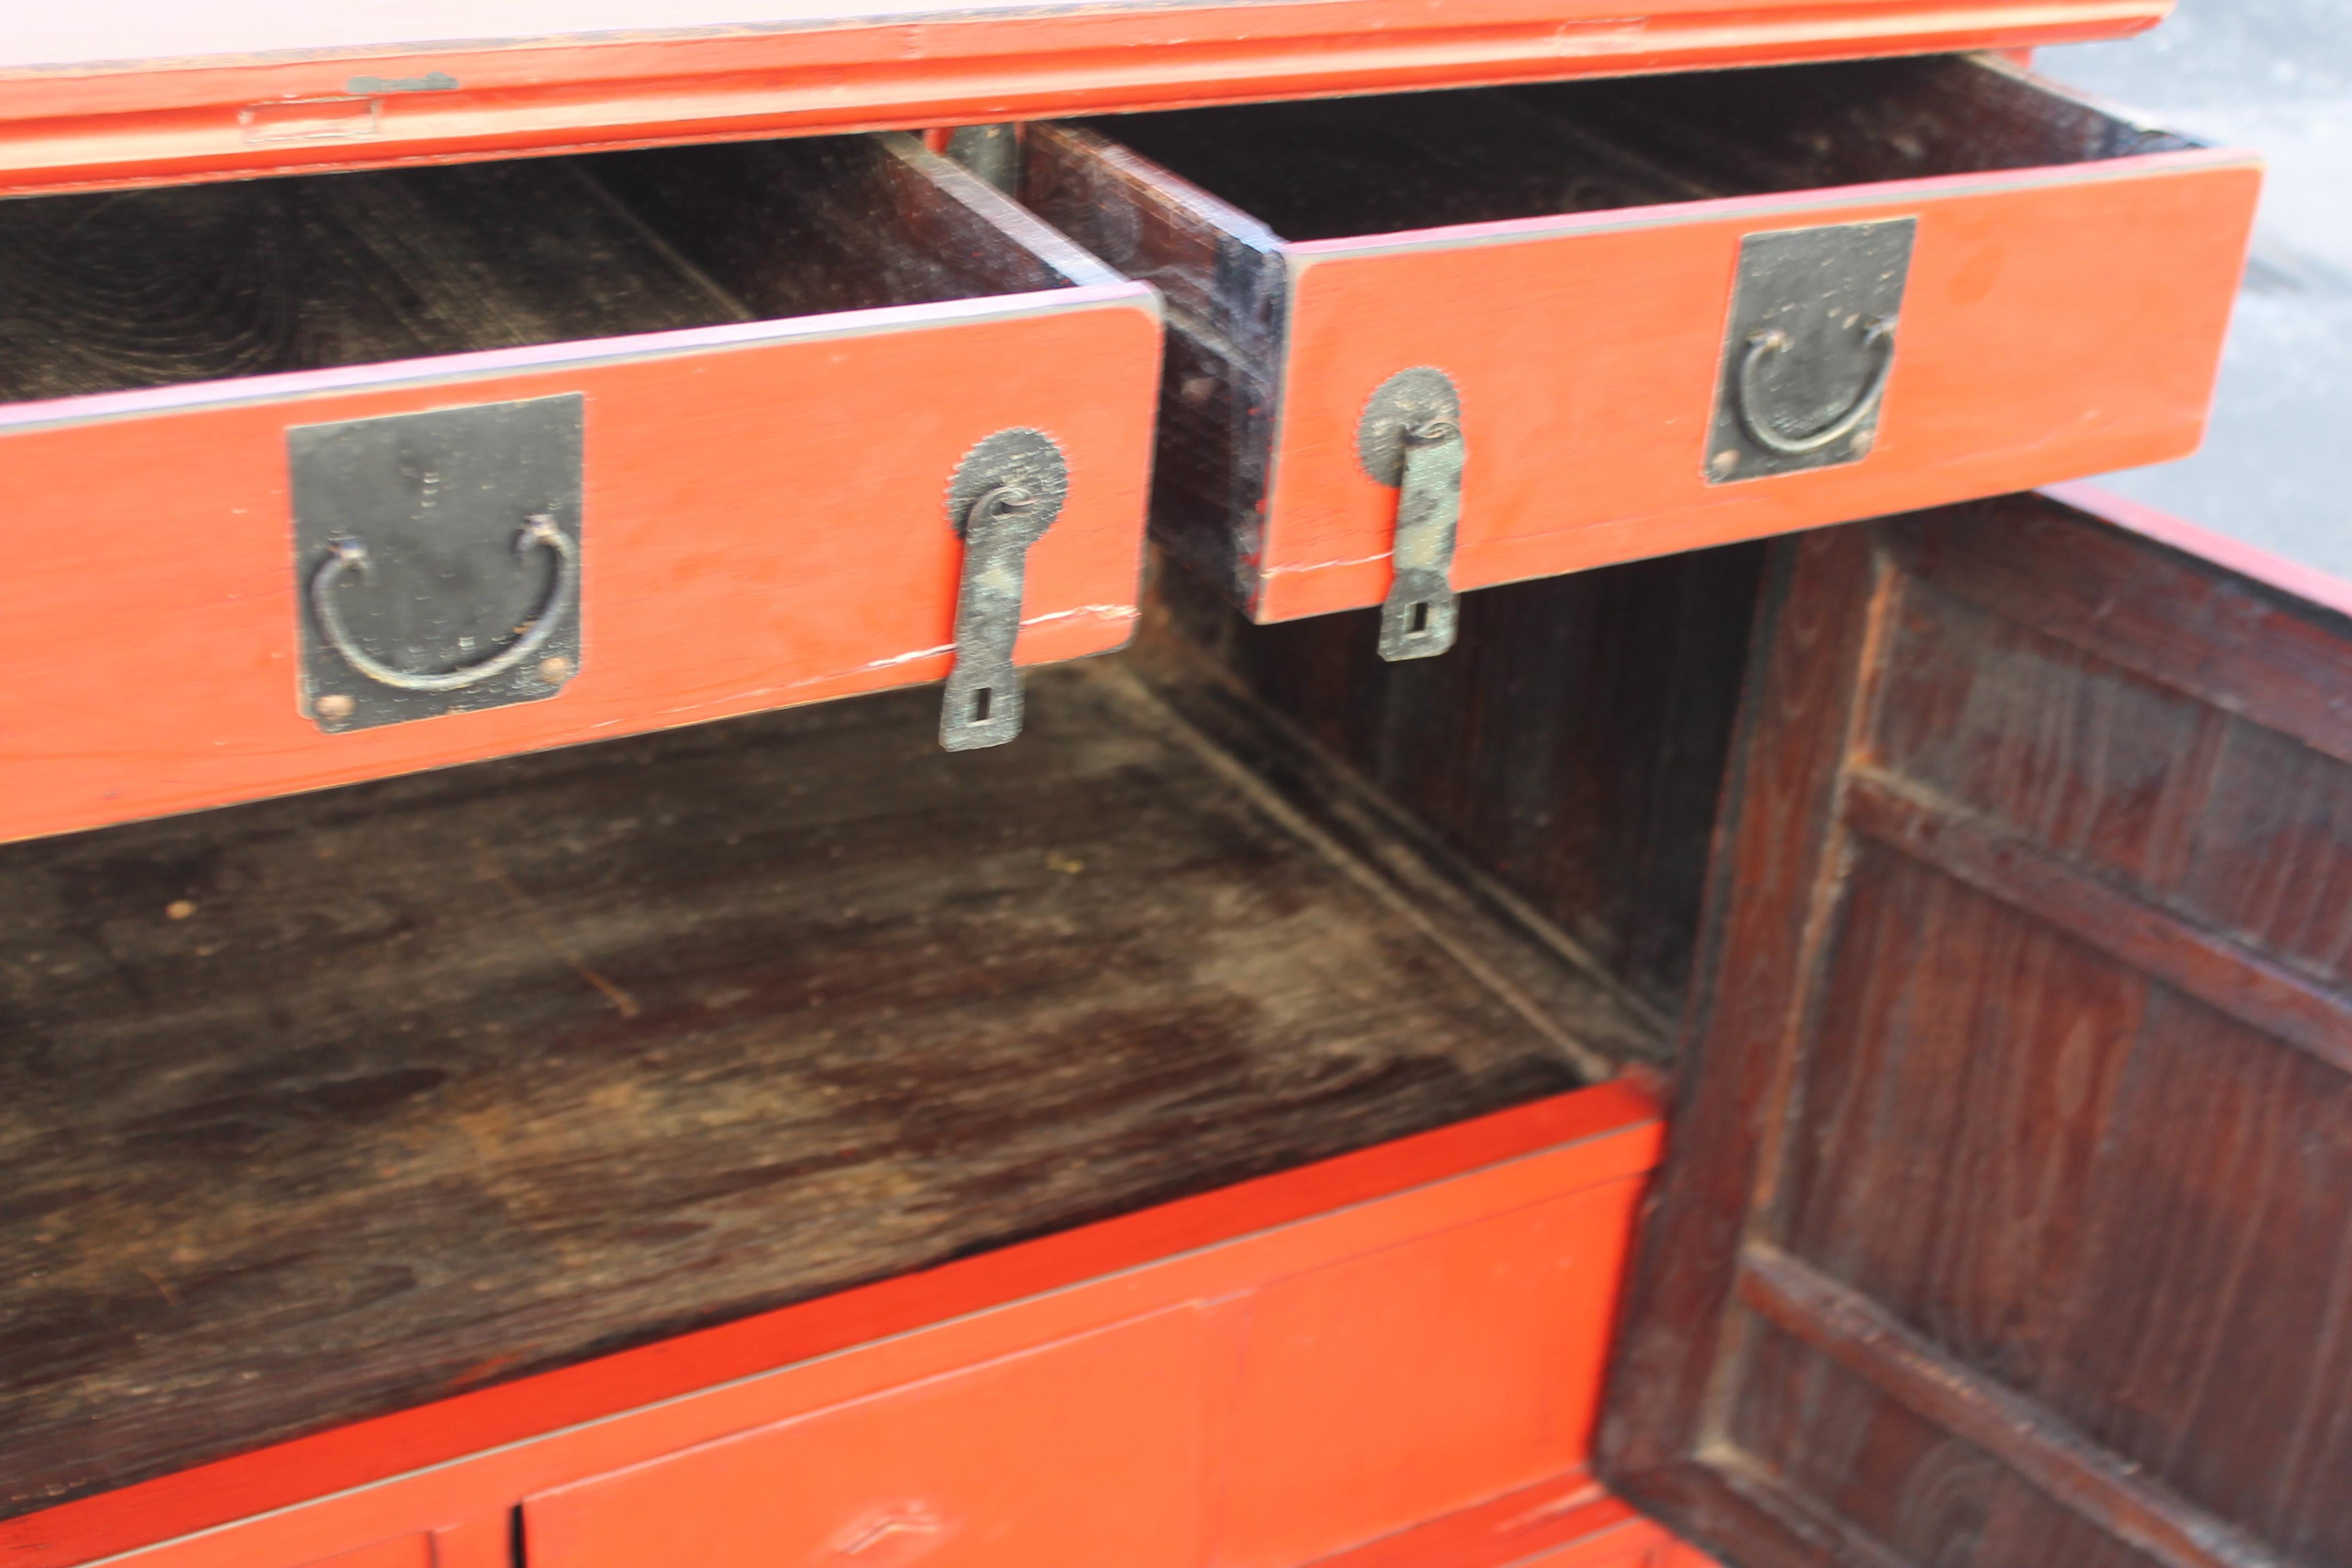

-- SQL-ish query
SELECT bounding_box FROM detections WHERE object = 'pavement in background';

[2042,0,2352,579]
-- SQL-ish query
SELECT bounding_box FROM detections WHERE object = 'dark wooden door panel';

[1599,493,2352,1568]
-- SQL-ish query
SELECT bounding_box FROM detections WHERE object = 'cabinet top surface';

[0,2,2167,193]
[1,0,1172,67]
[0,1,2166,72]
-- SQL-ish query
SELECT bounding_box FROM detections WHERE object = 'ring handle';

[1735,317,1896,457]
[311,515,575,693]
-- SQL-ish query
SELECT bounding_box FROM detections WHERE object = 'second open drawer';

[1028,56,2258,643]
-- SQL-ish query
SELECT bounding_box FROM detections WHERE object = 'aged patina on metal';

[941,427,1068,749]
[291,394,585,732]
[1707,217,1914,482]
[1357,367,1464,661]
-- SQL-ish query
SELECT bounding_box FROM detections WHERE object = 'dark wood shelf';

[0,652,1649,1517]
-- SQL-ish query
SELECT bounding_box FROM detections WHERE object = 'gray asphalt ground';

[2041,0,2352,578]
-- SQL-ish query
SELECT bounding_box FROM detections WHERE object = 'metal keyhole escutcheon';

[940,427,1068,750]
[1358,367,1465,662]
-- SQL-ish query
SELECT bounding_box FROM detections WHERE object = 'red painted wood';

[302,1542,432,1568]
[0,4,2168,197]
[1218,1190,1643,1567]
[528,1310,1211,1568]
[426,1520,509,1568]
[1303,1484,1700,1568]
[1256,156,2258,621]
[0,289,1159,845]
[3,1082,1662,1568]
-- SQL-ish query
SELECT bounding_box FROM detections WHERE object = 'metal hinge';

[1358,367,1464,661]
[940,427,1068,750]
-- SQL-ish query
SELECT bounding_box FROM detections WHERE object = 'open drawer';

[1028,56,2258,645]
[0,133,1161,844]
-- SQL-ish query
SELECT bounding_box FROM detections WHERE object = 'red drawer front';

[297,1542,431,1568]
[1259,155,2256,621]
[1220,1191,1638,1567]
[520,1178,1649,1568]
[0,289,1159,844]
[525,1310,1208,1568]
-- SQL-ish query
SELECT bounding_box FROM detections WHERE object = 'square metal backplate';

[1706,217,1915,484]
[292,394,584,732]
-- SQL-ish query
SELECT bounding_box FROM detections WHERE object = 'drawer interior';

[0,541,1758,1516]
[0,135,1112,404]
[1064,56,2198,243]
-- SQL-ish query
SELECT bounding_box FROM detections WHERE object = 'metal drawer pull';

[1358,366,1464,662]
[312,515,577,694]
[1736,316,1897,457]
[941,427,1068,750]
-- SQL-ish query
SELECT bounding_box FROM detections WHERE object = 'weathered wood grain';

[0,134,1092,406]
[1149,543,1764,1022]
[0,160,748,401]
[1022,124,1289,602]
[1738,1246,2289,1568]
[0,656,1631,1518]
[590,134,1118,322]
[1599,492,2352,1568]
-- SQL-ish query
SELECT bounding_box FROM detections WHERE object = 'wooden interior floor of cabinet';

[0,649,1655,1518]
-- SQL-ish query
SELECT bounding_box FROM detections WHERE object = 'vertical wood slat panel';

[1600,493,2352,1568]
[1771,842,2145,1390]
[1158,542,1765,1022]
[1597,524,1888,1479]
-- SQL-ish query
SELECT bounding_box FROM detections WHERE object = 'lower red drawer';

[526,1311,1209,1568]
[14,1084,1671,1568]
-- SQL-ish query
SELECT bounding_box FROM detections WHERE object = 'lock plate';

[1707,218,1914,483]
[292,394,585,732]
[940,427,1067,750]
[1358,367,1463,662]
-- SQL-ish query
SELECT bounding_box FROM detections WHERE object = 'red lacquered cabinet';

[7,4,2338,1568]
